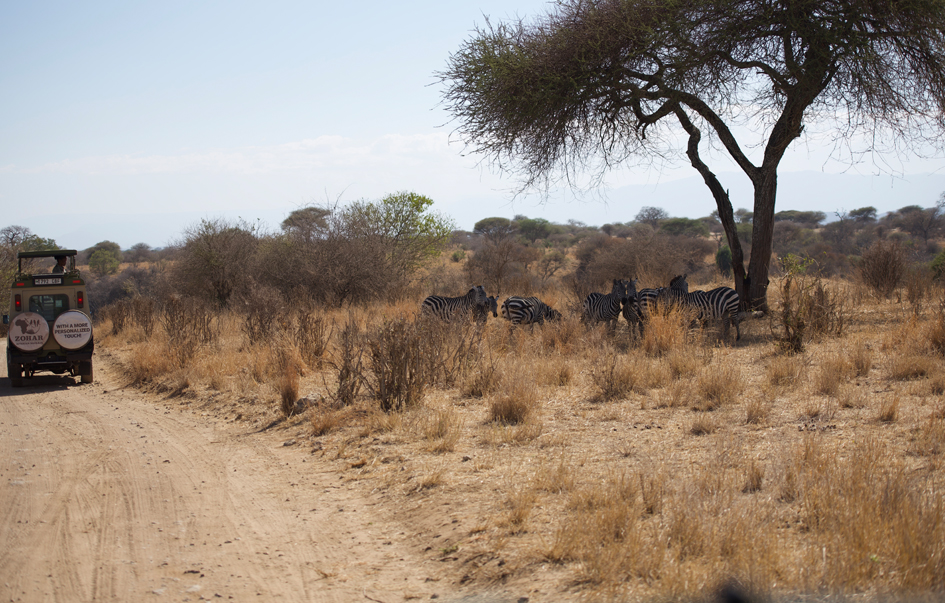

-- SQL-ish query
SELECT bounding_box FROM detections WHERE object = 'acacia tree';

[439,0,945,310]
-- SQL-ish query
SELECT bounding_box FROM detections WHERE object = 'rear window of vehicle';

[29,294,70,322]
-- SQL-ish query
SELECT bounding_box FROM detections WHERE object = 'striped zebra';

[582,279,631,328]
[501,296,562,326]
[703,286,742,341]
[662,275,742,341]
[475,295,499,323]
[623,283,670,337]
[421,286,491,322]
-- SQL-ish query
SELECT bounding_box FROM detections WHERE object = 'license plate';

[34,278,62,286]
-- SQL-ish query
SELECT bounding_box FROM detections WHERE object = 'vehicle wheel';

[80,361,93,384]
[8,363,24,387]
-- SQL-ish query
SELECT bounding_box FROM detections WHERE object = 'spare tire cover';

[9,312,50,351]
[53,311,93,350]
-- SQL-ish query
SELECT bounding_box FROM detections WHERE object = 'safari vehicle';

[4,250,93,387]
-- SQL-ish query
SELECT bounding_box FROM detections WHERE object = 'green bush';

[715,246,732,277]
[89,250,120,276]
[931,249,945,280]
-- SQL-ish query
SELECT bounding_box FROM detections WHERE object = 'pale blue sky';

[2,1,943,249]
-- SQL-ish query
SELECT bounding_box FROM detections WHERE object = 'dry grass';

[101,275,945,601]
[421,407,463,452]
[693,363,743,411]
[813,354,851,397]
[766,353,805,389]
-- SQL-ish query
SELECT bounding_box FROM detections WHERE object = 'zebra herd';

[422,275,742,341]
[618,274,742,341]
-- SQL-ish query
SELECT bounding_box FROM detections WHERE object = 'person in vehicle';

[52,255,67,273]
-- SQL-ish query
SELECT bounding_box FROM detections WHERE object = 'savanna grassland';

[96,256,945,603]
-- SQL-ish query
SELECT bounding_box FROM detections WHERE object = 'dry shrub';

[858,239,906,299]
[539,313,582,352]
[801,398,837,423]
[742,460,764,493]
[534,456,576,493]
[490,374,539,425]
[775,276,844,353]
[311,406,340,436]
[694,364,743,411]
[366,408,403,435]
[641,305,693,357]
[422,408,463,453]
[460,353,501,398]
[160,295,215,367]
[888,355,935,381]
[744,397,769,424]
[412,466,445,493]
[589,354,640,402]
[909,412,945,457]
[277,369,300,417]
[537,355,573,387]
[877,396,900,423]
[325,318,364,406]
[776,437,945,590]
[666,347,701,380]
[849,338,873,377]
[928,305,945,356]
[239,285,286,344]
[126,337,175,383]
[364,317,431,412]
[295,310,330,368]
[814,355,852,397]
[108,296,156,337]
[929,371,945,396]
[657,378,692,409]
[766,354,805,389]
[105,299,130,334]
[837,385,867,409]
[503,483,538,530]
[905,264,934,314]
[545,472,647,583]
[689,414,718,435]
[420,319,482,388]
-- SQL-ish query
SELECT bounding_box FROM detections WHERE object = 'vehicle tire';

[8,362,24,388]
[80,361,93,384]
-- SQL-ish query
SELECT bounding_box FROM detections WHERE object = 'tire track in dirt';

[0,359,458,602]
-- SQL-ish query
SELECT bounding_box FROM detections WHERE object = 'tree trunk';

[747,169,777,313]
[675,108,749,308]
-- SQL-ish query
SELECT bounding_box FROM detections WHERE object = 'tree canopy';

[440,0,945,309]
[343,192,455,280]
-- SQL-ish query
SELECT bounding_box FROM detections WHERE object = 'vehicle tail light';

[15,294,21,311]
[77,291,84,309]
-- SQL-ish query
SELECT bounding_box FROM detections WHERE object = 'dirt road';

[0,357,461,602]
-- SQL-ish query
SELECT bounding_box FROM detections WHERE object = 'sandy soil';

[0,354,512,603]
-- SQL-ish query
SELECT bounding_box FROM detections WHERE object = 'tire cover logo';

[9,312,50,351]
[53,311,93,350]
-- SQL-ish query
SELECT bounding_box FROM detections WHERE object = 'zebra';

[501,296,562,326]
[474,295,499,323]
[582,279,631,328]
[662,275,742,341]
[703,286,742,341]
[623,282,671,338]
[421,286,491,322]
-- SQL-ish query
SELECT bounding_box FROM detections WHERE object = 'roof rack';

[17,249,77,259]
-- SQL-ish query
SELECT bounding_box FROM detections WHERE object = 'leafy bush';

[715,246,732,277]
[89,249,120,276]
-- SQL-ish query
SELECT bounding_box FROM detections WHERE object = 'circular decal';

[9,312,50,351]
[53,311,93,350]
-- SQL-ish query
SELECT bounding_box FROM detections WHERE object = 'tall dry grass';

[97,273,945,601]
